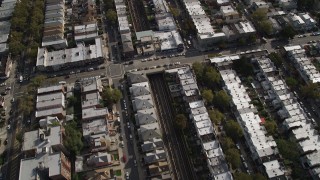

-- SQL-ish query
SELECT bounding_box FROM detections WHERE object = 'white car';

[7,125,10,130]
[127,122,130,129]
[125,172,129,179]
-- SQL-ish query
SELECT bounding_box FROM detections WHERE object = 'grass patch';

[114,169,121,176]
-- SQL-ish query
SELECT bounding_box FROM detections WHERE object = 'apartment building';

[35,85,66,120]
[0,0,18,54]
[182,0,226,49]
[19,126,71,180]
[115,0,134,58]
[284,45,320,84]
[36,37,104,71]
[287,13,317,31]
[74,23,98,42]
[254,56,320,179]
[220,5,241,23]
[42,0,67,49]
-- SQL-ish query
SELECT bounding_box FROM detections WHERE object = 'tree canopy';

[208,109,224,125]
[300,83,320,99]
[251,9,273,35]
[225,120,243,141]
[18,95,34,115]
[232,57,254,77]
[202,89,214,104]
[276,139,299,162]
[213,90,231,110]
[268,52,284,68]
[264,120,278,136]
[285,77,299,89]
[64,121,83,155]
[204,66,221,86]
[234,172,252,180]
[280,25,296,39]
[175,114,187,130]
[220,136,235,151]
[225,148,241,169]
[101,87,122,106]
[106,10,117,25]
[192,62,204,81]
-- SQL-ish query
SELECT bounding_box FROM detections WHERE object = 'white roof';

[37,38,103,68]
[189,100,205,109]
[23,126,63,152]
[263,160,285,178]
[210,55,240,64]
[19,152,65,180]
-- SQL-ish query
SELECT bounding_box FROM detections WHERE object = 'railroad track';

[126,0,149,31]
[149,73,197,180]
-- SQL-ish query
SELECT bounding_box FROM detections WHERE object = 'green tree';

[253,173,267,180]
[251,9,268,22]
[18,95,34,115]
[9,40,25,56]
[276,139,300,162]
[202,89,214,104]
[268,52,284,68]
[64,121,83,155]
[208,109,224,125]
[259,20,273,35]
[175,114,187,130]
[30,75,46,89]
[232,57,254,76]
[225,148,241,169]
[225,120,243,141]
[264,120,277,135]
[102,87,122,106]
[204,66,221,85]
[280,25,296,39]
[68,96,77,107]
[234,172,252,180]
[192,62,204,81]
[220,136,235,151]
[301,83,320,99]
[213,90,231,110]
[285,77,299,89]
[106,10,117,24]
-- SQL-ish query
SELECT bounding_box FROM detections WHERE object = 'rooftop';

[19,152,67,180]
[37,38,103,68]
[82,107,108,121]
[23,126,63,153]
[82,119,107,137]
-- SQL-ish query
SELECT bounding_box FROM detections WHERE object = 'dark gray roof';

[127,72,148,85]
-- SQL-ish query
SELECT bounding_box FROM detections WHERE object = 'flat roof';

[36,92,65,109]
[263,160,285,178]
[37,38,103,67]
[23,126,62,152]
[37,85,63,94]
[82,107,108,120]
[19,152,64,180]
[82,119,107,137]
